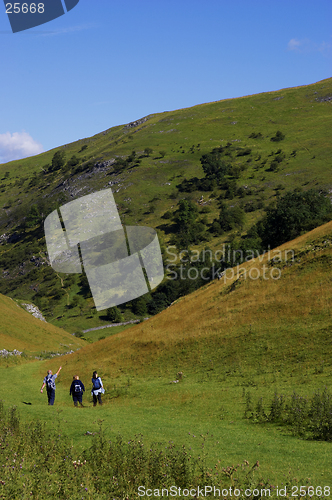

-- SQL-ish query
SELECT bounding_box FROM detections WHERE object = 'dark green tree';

[71,295,85,314]
[257,189,332,248]
[131,297,148,316]
[173,199,208,246]
[66,155,80,168]
[25,204,41,228]
[218,203,245,232]
[106,306,123,323]
[51,151,66,171]
[144,147,153,156]
[127,150,136,162]
[200,149,229,182]
[148,293,168,315]
[174,199,197,230]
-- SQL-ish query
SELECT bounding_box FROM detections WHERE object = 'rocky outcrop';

[21,303,46,322]
[34,349,75,360]
[315,94,332,102]
[30,255,46,267]
[94,159,115,169]
[124,116,150,129]
[0,233,8,244]
[0,349,22,357]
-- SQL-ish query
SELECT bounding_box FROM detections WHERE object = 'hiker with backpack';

[69,375,85,407]
[40,366,62,406]
[91,371,104,406]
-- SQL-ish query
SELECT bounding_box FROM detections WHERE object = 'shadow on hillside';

[156,222,177,235]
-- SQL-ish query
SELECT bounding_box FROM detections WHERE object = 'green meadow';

[2,355,332,485]
[1,221,332,497]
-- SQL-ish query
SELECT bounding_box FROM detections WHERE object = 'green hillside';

[0,77,331,332]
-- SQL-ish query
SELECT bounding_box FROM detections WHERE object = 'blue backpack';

[92,377,101,390]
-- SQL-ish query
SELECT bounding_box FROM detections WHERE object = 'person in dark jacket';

[69,375,85,407]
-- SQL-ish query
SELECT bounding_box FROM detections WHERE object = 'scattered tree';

[144,147,153,157]
[51,151,66,171]
[131,297,148,316]
[106,306,123,323]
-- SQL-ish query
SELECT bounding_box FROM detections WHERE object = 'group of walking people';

[40,366,105,407]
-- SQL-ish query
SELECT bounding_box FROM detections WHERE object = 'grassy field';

[2,359,332,489]
[1,222,332,494]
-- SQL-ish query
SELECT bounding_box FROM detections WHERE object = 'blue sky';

[0,0,331,163]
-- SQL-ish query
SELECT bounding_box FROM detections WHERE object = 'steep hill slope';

[55,220,332,386]
[0,293,86,353]
[0,77,331,332]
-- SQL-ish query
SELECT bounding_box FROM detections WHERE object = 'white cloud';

[38,23,96,37]
[0,131,43,164]
[318,40,332,54]
[287,38,303,51]
[287,38,331,55]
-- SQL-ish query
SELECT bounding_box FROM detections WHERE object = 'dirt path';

[82,318,149,333]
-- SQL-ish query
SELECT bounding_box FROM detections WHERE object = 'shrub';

[243,200,264,212]
[236,148,252,156]
[106,306,123,323]
[25,204,41,228]
[270,130,285,142]
[144,147,153,156]
[269,160,278,171]
[131,296,148,316]
[217,202,245,232]
[74,330,84,338]
[249,132,262,139]
[162,210,173,219]
[71,295,84,310]
[0,408,296,498]
[66,155,80,168]
[247,388,332,441]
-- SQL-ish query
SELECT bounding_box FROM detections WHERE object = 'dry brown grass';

[0,294,85,352]
[53,221,332,386]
